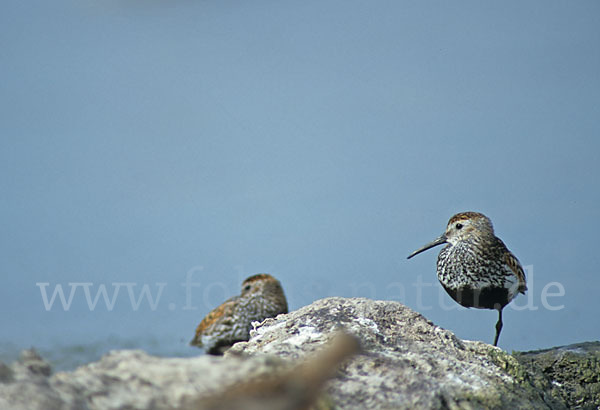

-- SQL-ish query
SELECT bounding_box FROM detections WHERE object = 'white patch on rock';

[249,320,285,340]
[285,326,323,347]
[355,317,380,334]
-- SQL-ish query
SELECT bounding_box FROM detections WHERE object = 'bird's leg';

[493,308,503,346]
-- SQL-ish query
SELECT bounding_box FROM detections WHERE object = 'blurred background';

[1,0,599,370]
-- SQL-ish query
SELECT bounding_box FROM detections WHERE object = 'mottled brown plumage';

[408,212,527,346]
[191,274,288,354]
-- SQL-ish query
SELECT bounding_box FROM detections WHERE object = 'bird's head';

[407,211,494,259]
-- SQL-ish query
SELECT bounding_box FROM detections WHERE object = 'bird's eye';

[455,223,463,230]
[244,285,251,291]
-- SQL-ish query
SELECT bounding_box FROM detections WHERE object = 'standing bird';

[407,212,527,346]
[190,274,288,355]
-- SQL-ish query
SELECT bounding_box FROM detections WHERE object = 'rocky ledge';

[1,297,598,409]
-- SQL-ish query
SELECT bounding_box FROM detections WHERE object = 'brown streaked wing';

[191,297,238,346]
[504,251,527,294]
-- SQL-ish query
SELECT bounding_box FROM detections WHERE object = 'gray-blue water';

[0,336,200,372]
[2,0,599,367]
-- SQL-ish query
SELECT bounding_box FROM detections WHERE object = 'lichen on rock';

[513,342,600,409]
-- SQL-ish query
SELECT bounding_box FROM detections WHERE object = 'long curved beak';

[407,234,447,259]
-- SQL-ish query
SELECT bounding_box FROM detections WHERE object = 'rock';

[185,332,361,410]
[1,348,294,410]
[229,297,566,409]
[16,349,52,377]
[514,342,600,410]
[0,349,63,410]
[0,297,595,409]
[0,362,13,383]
